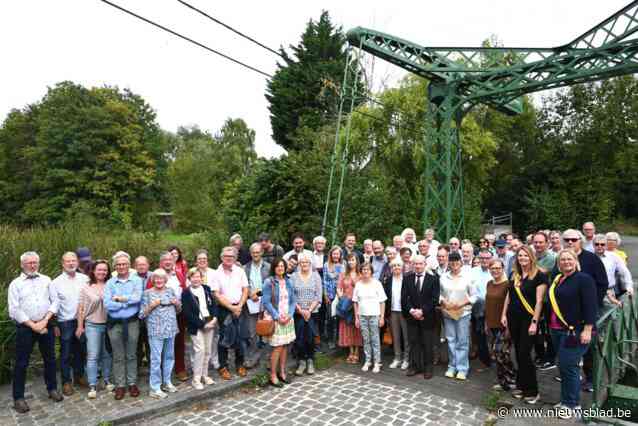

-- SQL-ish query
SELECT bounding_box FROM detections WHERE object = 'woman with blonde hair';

[501,245,548,404]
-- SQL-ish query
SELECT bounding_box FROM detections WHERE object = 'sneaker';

[512,389,523,399]
[295,360,307,376]
[524,394,540,405]
[445,369,455,378]
[88,387,97,399]
[104,381,115,392]
[538,362,556,371]
[401,360,410,370]
[492,384,506,391]
[372,363,382,374]
[361,361,371,372]
[192,380,204,390]
[150,389,167,399]
[307,359,315,375]
[582,381,594,393]
[163,383,178,393]
[202,376,215,385]
[389,359,401,369]
[456,372,467,381]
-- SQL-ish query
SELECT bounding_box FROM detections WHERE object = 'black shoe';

[13,399,30,413]
[278,373,292,384]
[406,369,420,377]
[269,378,284,388]
[48,390,64,402]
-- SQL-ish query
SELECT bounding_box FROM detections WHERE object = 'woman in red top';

[168,246,189,381]
[337,254,363,364]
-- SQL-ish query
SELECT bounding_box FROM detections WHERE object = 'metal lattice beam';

[334,1,638,242]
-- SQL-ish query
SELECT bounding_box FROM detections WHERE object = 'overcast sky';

[0,0,629,158]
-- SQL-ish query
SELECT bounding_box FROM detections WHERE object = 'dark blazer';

[182,284,219,335]
[551,271,598,331]
[401,271,440,328]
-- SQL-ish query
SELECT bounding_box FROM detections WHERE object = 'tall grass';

[0,219,227,384]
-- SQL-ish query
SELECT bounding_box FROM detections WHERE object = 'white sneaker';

[445,369,455,378]
[88,387,97,399]
[372,363,382,374]
[361,361,371,372]
[456,372,467,381]
[192,379,204,390]
[150,389,167,399]
[163,383,178,393]
[306,359,315,375]
[202,376,215,385]
[401,360,409,370]
[295,360,307,376]
[524,394,540,405]
[389,359,401,369]
[105,381,115,392]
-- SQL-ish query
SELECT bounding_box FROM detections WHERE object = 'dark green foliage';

[266,11,361,152]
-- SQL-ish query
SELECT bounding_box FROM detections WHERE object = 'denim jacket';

[262,276,296,321]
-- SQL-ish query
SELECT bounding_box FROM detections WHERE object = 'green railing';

[592,292,638,422]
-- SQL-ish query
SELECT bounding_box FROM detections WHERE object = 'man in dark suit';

[401,255,440,379]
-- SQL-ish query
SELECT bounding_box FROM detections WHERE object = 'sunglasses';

[594,243,606,247]
[563,238,579,242]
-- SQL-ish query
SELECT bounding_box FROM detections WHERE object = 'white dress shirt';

[9,272,55,324]
[50,271,89,321]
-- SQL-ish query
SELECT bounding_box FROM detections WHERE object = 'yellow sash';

[513,274,535,316]
[549,274,574,331]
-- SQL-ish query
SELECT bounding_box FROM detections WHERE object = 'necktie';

[417,274,423,292]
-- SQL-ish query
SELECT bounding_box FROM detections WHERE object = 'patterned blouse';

[291,271,322,313]
[323,262,344,301]
[139,288,180,339]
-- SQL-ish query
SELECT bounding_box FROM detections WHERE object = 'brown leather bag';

[256,280,277,337]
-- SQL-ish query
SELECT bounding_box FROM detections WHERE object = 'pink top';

[211,264,248,304]
[549,310,563,330]
[278,280,289,316]
[338,273,358,299]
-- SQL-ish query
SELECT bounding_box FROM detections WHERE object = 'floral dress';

[338,273,363,347]
[268,279,296,347]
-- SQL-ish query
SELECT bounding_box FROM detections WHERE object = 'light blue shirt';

[249,262,264,292]
[371,255,387,280]
[104,274,143,319]
[470,266,492,317]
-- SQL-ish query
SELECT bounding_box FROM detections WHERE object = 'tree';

[0,81,167,226]
[266,11,361,152]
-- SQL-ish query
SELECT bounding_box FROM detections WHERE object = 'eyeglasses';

[563,238,579,242]
[594,243,606,247]
[489,267,503,270]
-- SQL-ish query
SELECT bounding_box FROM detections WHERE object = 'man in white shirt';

[9,251,63,413]
[50,252,90,395]
[211,246,249,380]
[592,234,634,306]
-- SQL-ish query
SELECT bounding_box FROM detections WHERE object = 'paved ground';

[143,368,491,426]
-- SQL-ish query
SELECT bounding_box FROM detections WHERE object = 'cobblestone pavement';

[0,364,252,426]
[145,369,490,426]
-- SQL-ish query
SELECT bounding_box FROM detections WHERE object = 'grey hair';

[229,233,242,244]
[220,246,237,259]
[312,235,327,245]
[112,251,131,266]
[593,233,607,244]
[62,251,78,261]
[562,229,586,245]
[20,251,40,264]
[249,242,263,253]
[150,268,168,283]
[195,249,209,258]
[606,232,622,246]
[401,228,416,240]
[297,252,312,263]
[389,257,403,267]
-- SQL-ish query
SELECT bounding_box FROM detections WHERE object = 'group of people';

[7,223,632,419]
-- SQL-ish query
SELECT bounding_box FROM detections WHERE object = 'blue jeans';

[85,322,112,386]
[551,329,590,408]
[149,336,175,391]
[444,315,471,374]
[294,314,318,360]
[59,319,86,384]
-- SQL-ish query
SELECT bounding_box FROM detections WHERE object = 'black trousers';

[407,319,435,374]
[509,314,538,397]
[13,324,57,400]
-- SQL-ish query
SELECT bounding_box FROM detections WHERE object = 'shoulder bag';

[256,279,276,337]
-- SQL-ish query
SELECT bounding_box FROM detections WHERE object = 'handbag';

[382,326,393,346]
[256,280,277,337]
